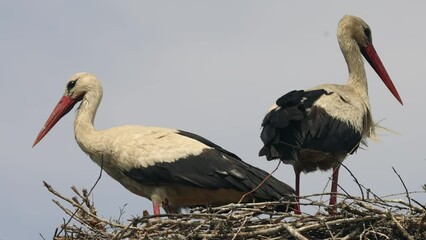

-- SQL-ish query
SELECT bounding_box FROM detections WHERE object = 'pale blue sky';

[1,1,425,239]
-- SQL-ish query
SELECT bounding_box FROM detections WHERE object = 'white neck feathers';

[74,85,102,153]
[338,35,369,99]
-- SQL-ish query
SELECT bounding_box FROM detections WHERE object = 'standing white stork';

[259,15,402,214]
[33,72,295,215]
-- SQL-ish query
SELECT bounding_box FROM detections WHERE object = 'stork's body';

[34,73,294,214]
[259,15,402,214]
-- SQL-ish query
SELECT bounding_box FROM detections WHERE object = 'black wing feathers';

[301,106,361,153]
[260,89,361,160]
[125,140,294,201]
[177,130,243,161]
[260,90,326,160]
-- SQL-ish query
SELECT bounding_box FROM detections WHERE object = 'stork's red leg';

[329,165,340,214]
[294,168,301,214]
[153,202,161,215]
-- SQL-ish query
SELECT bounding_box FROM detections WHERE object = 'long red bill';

[361,44,403,105]
[33,95,78,147]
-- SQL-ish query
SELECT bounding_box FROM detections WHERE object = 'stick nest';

[43,181,426,240]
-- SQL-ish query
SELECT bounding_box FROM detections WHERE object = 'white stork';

[33,72,295,215]
[259,15,402,214]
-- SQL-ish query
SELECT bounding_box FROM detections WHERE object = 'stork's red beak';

[33,95,78,147]
[361,44,403,105]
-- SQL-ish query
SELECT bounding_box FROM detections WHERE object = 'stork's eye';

[67,80,77,91]
[363,27,372,43]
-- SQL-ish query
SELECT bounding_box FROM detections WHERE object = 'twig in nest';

[416,213,426,238]
[231,216,249,240]
[282,223,309,240]
[340,162,364,199]
[392,166,412,210]
[386,210,414,240]
[238,161,281,204]
[88,155,104,196]
[45,157,105,237]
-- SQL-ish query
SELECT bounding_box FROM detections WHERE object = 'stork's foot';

[153,202,161,217]
[327,205,338,215]
[293,200,301,214]
[328,195,338,215]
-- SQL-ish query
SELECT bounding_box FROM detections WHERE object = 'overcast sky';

[1,1,425,239]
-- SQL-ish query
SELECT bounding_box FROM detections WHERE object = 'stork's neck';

[340,37,369,98]
[74,88,102,153]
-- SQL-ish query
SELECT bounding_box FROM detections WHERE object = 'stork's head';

[63,72,101,100]
[33,72,102,147]
[338,15,372,49]
[337,15,403,105]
